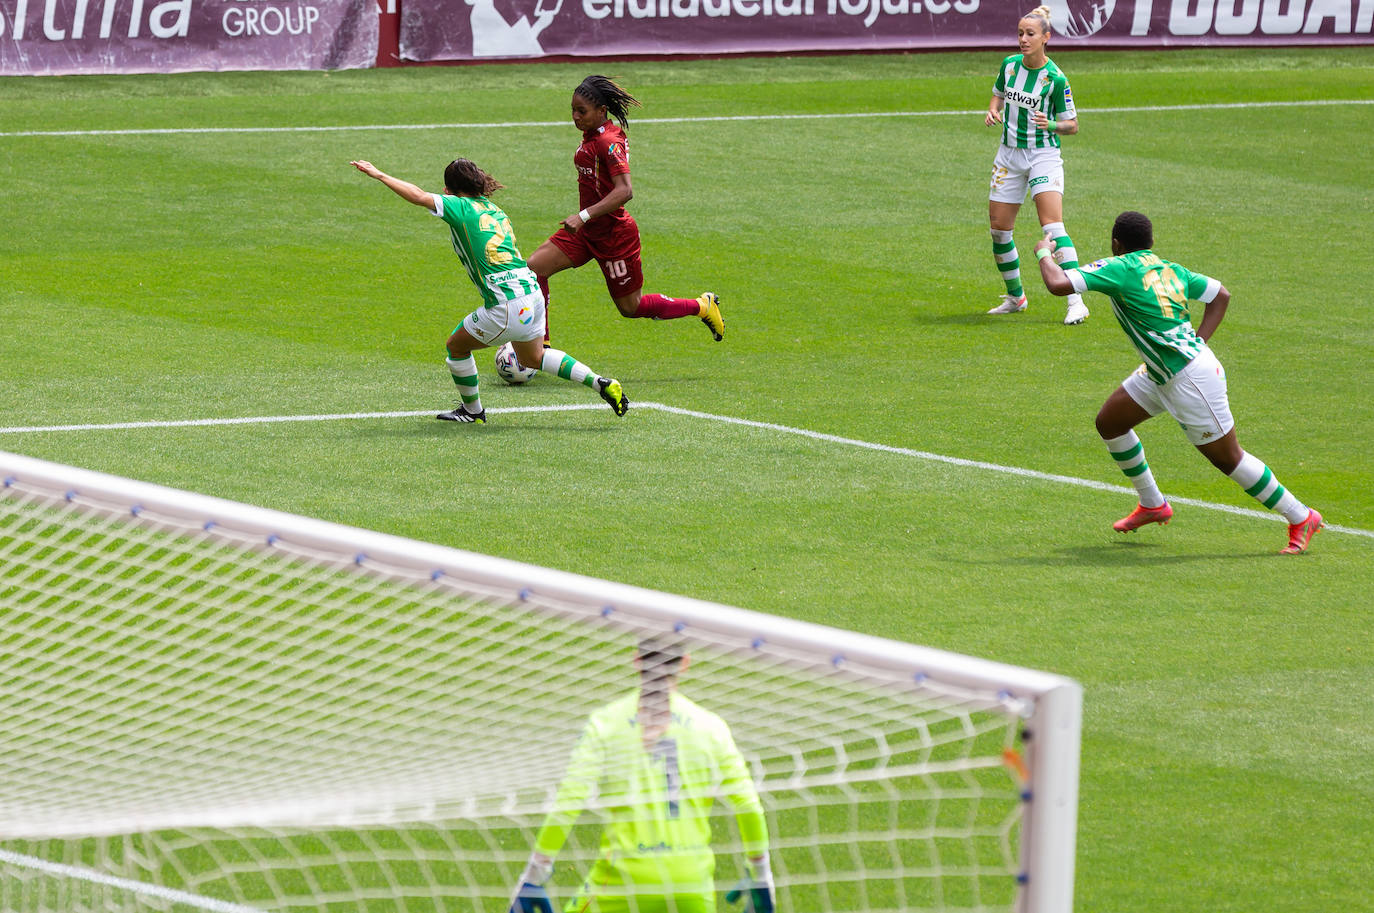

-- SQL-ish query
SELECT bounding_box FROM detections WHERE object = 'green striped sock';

[1105,431,1166,508]
[1042,222,1079,269]
[540,348,599,389]
[991,229,1023,297]
[1228,452,1309,524]
[445,355,482,413]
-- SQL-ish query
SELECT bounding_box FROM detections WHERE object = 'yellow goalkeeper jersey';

[534,689,768,892]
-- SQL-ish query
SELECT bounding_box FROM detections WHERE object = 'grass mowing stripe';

[4,98,1371,138]
[0,848,264,913]
[5,402,1370,542]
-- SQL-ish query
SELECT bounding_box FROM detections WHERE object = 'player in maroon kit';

[525,75,726,343]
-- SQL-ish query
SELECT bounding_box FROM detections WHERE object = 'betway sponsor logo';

[1126,0,1373,36]
[0,0,322,41]
[1003,88,1042,110]
[583,0,978,28]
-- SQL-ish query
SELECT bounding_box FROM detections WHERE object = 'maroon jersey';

[575,121,633,241]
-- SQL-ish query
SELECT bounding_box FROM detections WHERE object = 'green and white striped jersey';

[1067,250,1223,384]
[431,193,540,309]
[533,690,768,891]
[992,54,1076,149]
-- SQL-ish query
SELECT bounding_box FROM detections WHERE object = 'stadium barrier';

[396,0,1374,62]
[0,0,377,75]
[2,0,1370,75]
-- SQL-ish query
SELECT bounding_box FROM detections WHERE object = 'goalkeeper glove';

[725,854,775,913]
[508,853,555,913]
[508,884,552,913]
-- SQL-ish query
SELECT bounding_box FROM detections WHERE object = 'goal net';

[0,449,1080,913]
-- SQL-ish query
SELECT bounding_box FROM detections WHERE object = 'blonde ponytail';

[1024,4,1052,30]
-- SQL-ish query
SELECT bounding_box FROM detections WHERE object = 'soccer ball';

[494,342,537,385]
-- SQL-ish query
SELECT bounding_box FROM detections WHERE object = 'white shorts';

[1121,347,1235,446]
[458,291,546,346]
[989,145,1065,204]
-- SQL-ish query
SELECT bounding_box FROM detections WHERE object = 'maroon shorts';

[548,213,644,297]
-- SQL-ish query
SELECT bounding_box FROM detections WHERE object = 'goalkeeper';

[508,636,774,913]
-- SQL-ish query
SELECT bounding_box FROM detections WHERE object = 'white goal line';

[2,99,1370,138]
[2,402,1369,541]
[0,848,263,913]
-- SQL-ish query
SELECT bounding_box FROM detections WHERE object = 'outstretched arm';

[350,160,436,208]
[1032,237,1075,296]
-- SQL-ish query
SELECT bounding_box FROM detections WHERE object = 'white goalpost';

[0,449,1080,913]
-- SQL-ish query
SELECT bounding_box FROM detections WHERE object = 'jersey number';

[478,212,513,266]
[649,738,681,819]
[1141,266,1186,319]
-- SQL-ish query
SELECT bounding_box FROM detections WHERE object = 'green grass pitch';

[2,47,1372,912]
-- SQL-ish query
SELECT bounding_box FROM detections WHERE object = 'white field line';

[2,401,1370,542]
[2,99,1371,138]
[0,847,264,913]
[0,404,596,434]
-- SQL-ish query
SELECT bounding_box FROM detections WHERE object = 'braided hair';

[574,75,642,131]
[443,158,504,197]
